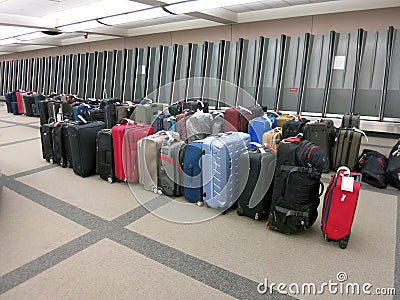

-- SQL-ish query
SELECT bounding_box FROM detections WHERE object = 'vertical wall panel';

[171,44,190,103]
[49,56,58,93]
[123,49,136,101]
[158,46,175,104]
[384,28,400,120]
[219,40,240,107]
[103,51,116,98]
[94,51,105,99]
[146,46,162,101]
[0,61,4,94]
[113,50,125,100]
[85,52,96,98]
[202,41,222,107]
[31,58,38,92]
[70,54,79,95]
[56,55,64,93]
[37,57,45,93]
[133,47,149,100]
[62,55,72,93]
[77,53,88,97]
[187,43,206,100]
[43,57,51,94]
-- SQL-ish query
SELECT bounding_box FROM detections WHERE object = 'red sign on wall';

[289,88,298,92]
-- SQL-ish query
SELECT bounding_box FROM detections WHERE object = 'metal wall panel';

[31,58,38,92]
[237,38,262,107]
[70,54,79,95]
[16,60,22,90]
[62,55,72,94]
[112,50,125,100]
[202,41,222,107]
[133,47,149,100]
[77,53,88,97]
[187,43,205,100]
[94,51,105,99]
[146,46,162,101]
[26,59,33,91]
[56,55,64,93]
[123,49,137,102]
[5,61,11,93]
[49,56,58,93]
[158,46,175,104]
[256,36,284,110]
[85,52,96,98]
[43,57,51,94]
[171,44,190,103]
[11,60,17,91]
[0,61,4,94]
[219,40,240,107]
[37,57,45,93]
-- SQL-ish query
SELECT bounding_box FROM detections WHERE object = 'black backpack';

[267,138,325,234]
[354,149,388,189]
[386,141,400,189]
[282,118,309,139]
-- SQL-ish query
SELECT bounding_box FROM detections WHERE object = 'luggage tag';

[341,176,354,192]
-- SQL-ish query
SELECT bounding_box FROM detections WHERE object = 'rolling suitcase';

[237,144,276,220]
[33,94,45,117]
[62,123,74,168]
[168,102,184,116]
[175,110,194,142]
[248,117,273,145]
[183,100,209,113]
[16,91,24,114]
[303,119,336,173]
[151,112,172,133]
[202,132,251,210]
[105,103,118,129]
[40,123,55,163]
[185,112,213,143]
[137,131,180,192]
[116,105,135,124]
[262,127,282,149]
[122,123,155,183]
[224,107,261,133]
[159,140,186,196]
[96,129,115,183]
[183,141,203,203]
[341,113,360,129]
[11,102,20,115]
[48,100,61,121]
[99,98,120,109]
[331,128,365,171]
[39,100,50,124]
[5,92,12,113]
[68,121,106,177]
[85,108,105,122]
[52,122,69,167]
[276,114,297,128]
[387,140,400,189]
[211,112,224,134]
[131,103,160,125]
[267,138,325,234]
[282,118,309,139]
[23,94,35,117]
[321,167,362,249]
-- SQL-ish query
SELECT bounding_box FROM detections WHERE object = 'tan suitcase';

[276,114,299,127]
[262,127,282,149]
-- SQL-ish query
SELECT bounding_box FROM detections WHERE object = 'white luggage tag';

[341,177,354,192]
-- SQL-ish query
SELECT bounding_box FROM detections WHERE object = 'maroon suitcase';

[175,110,194,142]
[321,167,361,249]
[224,107,263,132]
[122,123,154,183]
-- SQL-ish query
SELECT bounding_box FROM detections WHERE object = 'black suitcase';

[85,108,105,122]
[33,94,45,117]
[47,100,61,120]
[62,123,74,168]
[40,124,55,163]
[23,94,35,117]
[100,98,120,109]
[39,100,50,124]
[282,118,309,139]
[341,113,360,129]
[303,119,336,172]
[104,104,117,129]
[52,122,75,168]
[183,100,209,113]
[237,145,276,220]
[68,121,106,177]
[96,129,115,183]
[5,92,13,113]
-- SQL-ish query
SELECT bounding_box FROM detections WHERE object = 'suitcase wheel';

[324,234,332,242]
[339,239,348,249]
[152,187,159,194]
[107,176,113,184]
[157,189,163,195]
[196,201,204,207]
[49,158,54,164]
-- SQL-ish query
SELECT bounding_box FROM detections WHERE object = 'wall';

[1,6,400,61]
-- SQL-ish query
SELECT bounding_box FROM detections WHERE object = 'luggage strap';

[275,206,309,221]
[280,165,313,174]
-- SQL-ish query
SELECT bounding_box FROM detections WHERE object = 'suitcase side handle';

[337,166,350,176]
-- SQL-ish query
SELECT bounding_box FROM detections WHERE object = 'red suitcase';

[122,123,154,183]
[175,110,194,142]
[16,91,25,114]
[224,106,263,133]
[321,167,362,249]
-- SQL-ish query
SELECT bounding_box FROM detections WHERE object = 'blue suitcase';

[151,112,172,132]
[33,94,45,117]
[249,117,273,145]
[183,141,203,203]
[11,102,20,115]
[202,132,251,210]
[267,116,277,129]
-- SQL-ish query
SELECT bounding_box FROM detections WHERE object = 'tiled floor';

[0,103,399,299]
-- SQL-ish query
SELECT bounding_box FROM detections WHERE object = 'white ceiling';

[0,0,399,55]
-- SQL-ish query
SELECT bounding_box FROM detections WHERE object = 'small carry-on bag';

[16,91,25,114]
[68,121,106,177]
[224,106,263,133]
[96,129,115,183]
[137,131,181,193]
[40,123,55,163]
[122,122,155,183]
[52,122,70,167]
[303,119,336,173]
[5,92,13,113]
[151,112,172,133]
[267,138,325,234]
[281,118,309,139]
[22,94,35,117]
[262,127,282,149]
[185,112,213,143]
[237,143,276,220]
[131,103,160,125]
[175,110,194,142]
[341,112,360,129]
[387,139,400,189]
[202,132,251,210]
[183,141,204,203]
[354,149,388,189]
[321,167,362,249]
[248,116,273,145]
[331,128,366,171]
[159,140,186,196]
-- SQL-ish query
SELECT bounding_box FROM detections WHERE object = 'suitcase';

[33,94,45,117]
[151,112,172,133]
[131,103,160,125]
[85,108,105,122]
[96,129,115,183]
[40,123,55,163]
[137,131,180,192]
[105,103,118,129]
[168,102,184,116]
[248,117,273,145]
[52,122,70,167]
[68,121,106,177]
[387,140,400,189]
[211,112,224,134]
[5,92,13,113]
[276,114,297,128]
[237,144,276,220]
[183,141,204,203]
[331,128,364,171]
[354,149,388,189]
[282,118,309,139]
[303,119,336,173]
[122,123,155,183]
[267,138,325,234]
[183,100,209,113]
[11,102,20,115]
[48,100,61,121]
[39,100,50,124]
[16,91,24,114]
[23,94,35,117]
[267,115,277,129]
[321,167,362,249]
[262,127,282,149]
[186,112,213,143]
[224,107,262,133]
[163,116,176,132]
[175,110,194,142]
[202,132,251,210]
[20,92,30,114]
[62,123,74,168]
[341,113,360,129]
[116,105,135,124]
[159,141,186,196]
[99,98,120,109]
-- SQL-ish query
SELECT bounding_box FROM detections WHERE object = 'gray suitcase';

[186,112,213,143]
[332,128,365,171]
[131,103,160,125]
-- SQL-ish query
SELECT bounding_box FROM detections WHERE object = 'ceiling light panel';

[17,31,48,41]
[57,20,104,32]
[166,0,261,14]
[0,26,36,40]
[99,7,170,25]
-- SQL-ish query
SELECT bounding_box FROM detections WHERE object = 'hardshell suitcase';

[248,117,273,145]
[131,103,160,125]
[322,167,361,249]
[387,140,400,189]
[211,112,224,134]
[224,107,258,133]
[341,113,360,129]
[40,123,55,163]
[68,121,105,177]
[237,144,276,220]
[138,131,180,192]
[303,119,336,172]
[332,128,364,171]
[96,129,115,183]
[159,141,186,196]
[175,110,194,142]
[122,123,155,183]
[183,141,204,203]
[185,112,213,143]
[262,127,282,149]
[202,132,251,210]
[20,92,30,114]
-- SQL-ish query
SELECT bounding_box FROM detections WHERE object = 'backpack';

[387,140,400,189]
[267,138,325,234]
[354,149,388,189]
